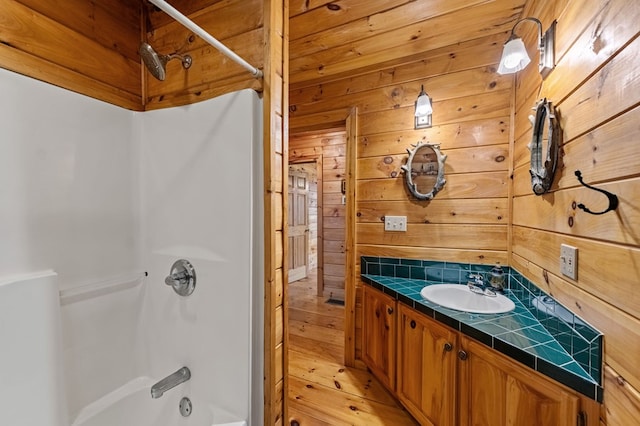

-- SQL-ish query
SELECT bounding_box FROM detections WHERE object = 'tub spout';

[151,367,191,399]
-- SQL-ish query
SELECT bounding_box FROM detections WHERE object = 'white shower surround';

[0,68,263,426]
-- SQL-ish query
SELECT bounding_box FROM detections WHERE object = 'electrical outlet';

[384,215,407,232]
[560,244,578,280]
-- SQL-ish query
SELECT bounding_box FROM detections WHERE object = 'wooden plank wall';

[142,0,264,109]
[0,0,143,110]
[290,34,514,362]
[510,1,640,424]
[290,131,347,300]
[262,0,288,424]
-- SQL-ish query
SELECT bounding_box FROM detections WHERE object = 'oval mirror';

[401,142,447,200]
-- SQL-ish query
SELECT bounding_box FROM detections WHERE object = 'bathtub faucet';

[150,366,191,399]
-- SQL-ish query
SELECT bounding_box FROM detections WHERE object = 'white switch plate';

[560,244,578,279]
[385,215,407,231]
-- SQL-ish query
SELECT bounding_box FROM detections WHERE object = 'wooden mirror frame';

[400,142,447,200]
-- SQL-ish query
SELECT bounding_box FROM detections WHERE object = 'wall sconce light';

[414,85,432,129]
[497,17,556,78]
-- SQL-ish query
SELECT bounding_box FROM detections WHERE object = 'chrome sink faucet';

[467,273,497,297]
[151,367,191,399]
[468,273,485,288]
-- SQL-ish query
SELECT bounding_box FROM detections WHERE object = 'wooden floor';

[287,272,418,426]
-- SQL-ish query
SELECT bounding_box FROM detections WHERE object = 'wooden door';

[397,305,457,426]
[362,286,397,391]
[458,337,580,426]
[288,169,309,282]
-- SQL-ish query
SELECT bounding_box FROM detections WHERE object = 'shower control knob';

[165,259,196,296]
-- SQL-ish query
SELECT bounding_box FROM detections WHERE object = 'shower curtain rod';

[147,0,263,79]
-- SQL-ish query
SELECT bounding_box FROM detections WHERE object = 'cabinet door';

[458,337,580,426]
[397,305,457,426]
[362,286,396,391]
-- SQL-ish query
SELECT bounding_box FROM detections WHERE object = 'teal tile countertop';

[361,256,603,402]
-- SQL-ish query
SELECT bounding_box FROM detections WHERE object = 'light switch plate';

[560,244,578,279]
[384,215,407,231]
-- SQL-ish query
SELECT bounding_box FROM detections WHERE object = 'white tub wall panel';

[138,90,257,264]
[143,255,251,416]
[0,271,68,426]
[71,377,247,426]
[61,277,148,420]
[139,90,260,420]
[0,68,140,290]
[250,89,265,426]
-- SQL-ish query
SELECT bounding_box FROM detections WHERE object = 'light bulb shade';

[497,37,531,74]
[414,93,432,117]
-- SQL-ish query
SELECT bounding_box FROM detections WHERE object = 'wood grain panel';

[513,178,640,246]
[18,0,140,60]
[290,0,490,56]
[290,108,352,132]
[357,145,509,180]
[359,91,512,135]
[549,34,640,143]
[0,44,141,110]
[289,350,397,406]
[146,0,228,28]
[290,0,409,41]
[292,46,507,105]
[143,77,262,110]
[517,101,640,191]
[602,365,640,426]
[146,28,264,99]
[358,223,507,251]
[291,31,509,91]
[512,226,640,320]
[357,172,508,201]
[357,245,508,266]
[357,199,508,225]
[288,375,417,426]
[147,0,263,50]
[358,118,510,158]
[290,68,511,117]
[535,0,640,110]
[289,0,335,17]
[0,0,140,95]
[289,0,523,83]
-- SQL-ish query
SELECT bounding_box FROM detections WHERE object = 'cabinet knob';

[387,307,394,315]
[444,342,453,352]
[410,320,416,329]
[458,350,468,361]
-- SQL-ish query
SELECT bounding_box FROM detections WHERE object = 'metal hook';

[574,170,618,215]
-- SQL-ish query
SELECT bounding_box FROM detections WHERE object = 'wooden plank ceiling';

[289,0,526,89]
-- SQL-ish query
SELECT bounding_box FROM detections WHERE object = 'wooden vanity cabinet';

[397,304,457,426]
[458,337,587,426]
[362,285,397,391]
[361,286,600,426]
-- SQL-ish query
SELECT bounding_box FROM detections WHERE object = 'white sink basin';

[420,284,515,314]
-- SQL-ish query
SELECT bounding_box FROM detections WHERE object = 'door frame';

[287,107,358,367]
[288,158,323,295]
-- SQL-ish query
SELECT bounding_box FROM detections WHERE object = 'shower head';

[139,42,192,81]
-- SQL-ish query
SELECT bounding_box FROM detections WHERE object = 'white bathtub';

[71,377,246,426]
